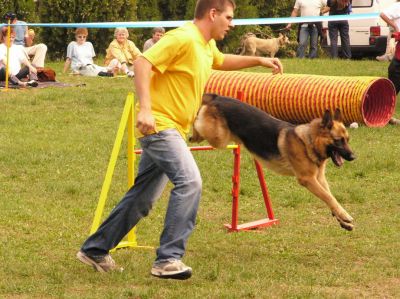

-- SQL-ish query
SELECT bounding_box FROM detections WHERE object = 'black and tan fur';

[191,94,356,231]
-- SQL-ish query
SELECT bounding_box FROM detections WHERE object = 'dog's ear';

[333,108,342,122]
[278,33,283,38]
[202,93,218,104]
[321,110,333,129]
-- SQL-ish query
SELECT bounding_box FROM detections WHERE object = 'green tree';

[136,0,162,50]
[0,0,38,23]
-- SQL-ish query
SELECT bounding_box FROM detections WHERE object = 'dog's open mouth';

[330,150,344,167]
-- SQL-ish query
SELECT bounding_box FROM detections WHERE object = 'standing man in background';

[4,12,47,67]
[286,0,327,58]
[77,0,283,280]
[143,27,165,52]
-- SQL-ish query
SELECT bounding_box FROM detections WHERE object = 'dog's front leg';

[297,176,354,231]
[316,163,332,194]
[189,124,204,143]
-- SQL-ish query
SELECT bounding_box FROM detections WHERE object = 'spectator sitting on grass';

[143,27,165,52]
[104,27,141,77]
[4,12,47,68]
[63,28,114,77]
[0,26,38,87]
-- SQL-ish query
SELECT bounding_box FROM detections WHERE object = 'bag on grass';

[36,67,56,82]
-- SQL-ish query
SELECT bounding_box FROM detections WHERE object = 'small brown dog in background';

[240,32,290,57]
[190,94,356,231]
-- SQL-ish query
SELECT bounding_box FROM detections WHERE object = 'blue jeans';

[328,21,351,59]
[297,25,319,58]
[81,129,202,262]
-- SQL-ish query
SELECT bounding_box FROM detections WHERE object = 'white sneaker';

[376,54,390,62]
[126,71,135,77]
[151,259,192,280]
[76,250,124,273]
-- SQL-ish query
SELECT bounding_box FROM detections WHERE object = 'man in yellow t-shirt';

[77,0,283,280]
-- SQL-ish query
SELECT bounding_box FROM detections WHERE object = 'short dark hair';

[3,12,17,22]
[194,0,236,19]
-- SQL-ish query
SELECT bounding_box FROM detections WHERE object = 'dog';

[190,94,356,231]
[240,33,290,57]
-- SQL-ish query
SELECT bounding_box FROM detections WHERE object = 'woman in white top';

[63,28,113,77]
[0,26,38,87]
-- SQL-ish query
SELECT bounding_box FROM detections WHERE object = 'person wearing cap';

[4,12,47,67]
[143,27,165,52]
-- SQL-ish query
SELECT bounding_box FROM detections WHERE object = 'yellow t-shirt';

[138,22,225,139]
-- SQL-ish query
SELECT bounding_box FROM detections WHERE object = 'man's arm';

[286,8,299,30]
[133,56,157,135]
[25,27,34,47]
[380,12,399,32]
[215,54,283,75]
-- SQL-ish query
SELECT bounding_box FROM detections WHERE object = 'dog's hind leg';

[296,173,354,231]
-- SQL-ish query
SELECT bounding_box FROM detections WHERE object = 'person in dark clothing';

[323,0,352,59]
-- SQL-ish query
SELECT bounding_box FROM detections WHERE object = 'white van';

[322,0,397,57]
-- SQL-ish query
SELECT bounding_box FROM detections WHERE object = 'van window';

[352,0,373,7]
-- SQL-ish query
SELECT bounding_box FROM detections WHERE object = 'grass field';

[1,58,399,298]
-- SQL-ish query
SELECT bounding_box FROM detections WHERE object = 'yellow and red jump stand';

[90,91,279,249]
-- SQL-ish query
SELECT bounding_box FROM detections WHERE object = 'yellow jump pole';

[111,92,153,250]
[90,93,134,235]
[2,21,11,92]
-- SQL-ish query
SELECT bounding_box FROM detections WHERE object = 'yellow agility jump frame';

[89,92,152,251]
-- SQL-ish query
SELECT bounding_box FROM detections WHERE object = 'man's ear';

[209,8,218,21]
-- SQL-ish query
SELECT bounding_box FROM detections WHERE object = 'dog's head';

[320,109,356,166]
[278,33,290,46]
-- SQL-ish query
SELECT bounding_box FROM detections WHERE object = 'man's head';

[194,0,236,19]
[3,12,17,24]
[151,27,165,43]
[194,0,236,41]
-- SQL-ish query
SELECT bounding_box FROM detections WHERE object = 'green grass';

[1,58,399,298]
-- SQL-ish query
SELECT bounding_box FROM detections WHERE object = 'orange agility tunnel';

[204,70,397,127]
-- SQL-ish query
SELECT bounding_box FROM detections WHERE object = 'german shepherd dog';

[190,94,356,231]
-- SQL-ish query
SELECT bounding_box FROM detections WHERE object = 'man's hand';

[136,108,157,135]
[260,57,283,75]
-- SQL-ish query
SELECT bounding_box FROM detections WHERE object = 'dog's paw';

[332,210,354,231]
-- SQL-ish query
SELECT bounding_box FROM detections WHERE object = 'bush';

[38,0,138,60]
[0,0,38,23]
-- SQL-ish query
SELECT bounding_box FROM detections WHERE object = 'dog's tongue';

[332,151,344,167]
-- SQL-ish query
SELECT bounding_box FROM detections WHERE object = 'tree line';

[1,0,296,60]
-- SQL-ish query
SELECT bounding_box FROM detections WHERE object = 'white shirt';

[0,43,27,75]
[382,3,400,30]
[294,0,327,17]
[66,41,96,70]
